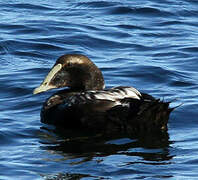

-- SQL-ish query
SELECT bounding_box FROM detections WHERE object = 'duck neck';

[82,65,105,90]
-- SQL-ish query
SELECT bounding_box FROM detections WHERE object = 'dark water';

[0,0,198,179]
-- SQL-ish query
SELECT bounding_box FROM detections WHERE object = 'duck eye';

[54,76,62,84]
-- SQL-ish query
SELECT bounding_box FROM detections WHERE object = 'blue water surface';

[0,0,198,179]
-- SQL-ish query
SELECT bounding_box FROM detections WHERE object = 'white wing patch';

[66,86,142,107]
[91,86,141,101]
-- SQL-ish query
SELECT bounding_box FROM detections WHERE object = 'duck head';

[33,54,105,94]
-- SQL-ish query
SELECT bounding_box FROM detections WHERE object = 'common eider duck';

[34,54,173,135]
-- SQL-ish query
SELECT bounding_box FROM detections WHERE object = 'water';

[0,0,198,179]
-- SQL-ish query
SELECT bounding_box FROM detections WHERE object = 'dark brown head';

[33,54,105,94]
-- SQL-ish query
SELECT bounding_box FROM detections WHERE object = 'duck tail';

[128,99,173,133]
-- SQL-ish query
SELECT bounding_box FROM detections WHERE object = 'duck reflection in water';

[39,125,173,165]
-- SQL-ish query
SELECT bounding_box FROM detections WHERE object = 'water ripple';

[0,0,198,179]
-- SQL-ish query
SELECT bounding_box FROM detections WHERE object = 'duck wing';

[41,86,141,125]
[41,86,172,134]
[65,86,142,111]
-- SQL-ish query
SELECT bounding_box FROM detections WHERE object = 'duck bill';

[33,84,56,94]
[33,63,62,94]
